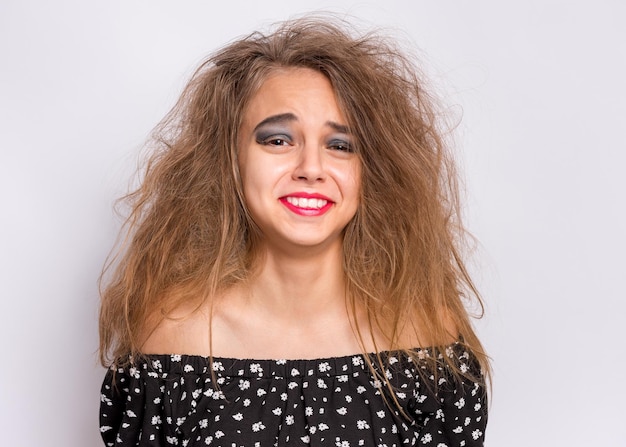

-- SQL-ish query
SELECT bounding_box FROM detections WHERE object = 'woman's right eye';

[265,138,290,146]
[256,134,292,147]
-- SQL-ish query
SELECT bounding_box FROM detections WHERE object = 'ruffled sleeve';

[409,347,488,446]
[99,358,194,447]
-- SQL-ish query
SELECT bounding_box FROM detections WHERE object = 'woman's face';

[238,68,361,253]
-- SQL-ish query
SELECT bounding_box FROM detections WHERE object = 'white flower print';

[281,392,288,401]
[345,395,352,403]
[376,410,385,418]
[471,429,483,440]
[421,433,432,443]
[352,356,364,366]
[318,423,329,431]
[251,421,265,432]
[305,406,314,416]
[214,431,224,438]
[151,415,162,425]
[319,362,331,372]
[170,354,181,362]
[243,398,251,407]
[301,435,311,444]
[285,415,295,425]
[336,407,347,415]
[356,420,370,430]
[183,364,194,373]
[356,386,366,394]
[232,413,243,421]
[317,378,328,389]
[250,363,262,374]
[272,407,282,416]
[239,379,250,390]
[199,419,208,428]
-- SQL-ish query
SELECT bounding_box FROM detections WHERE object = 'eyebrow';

[253,113,350,134]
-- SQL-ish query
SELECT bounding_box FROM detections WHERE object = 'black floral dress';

[100,343,487,446]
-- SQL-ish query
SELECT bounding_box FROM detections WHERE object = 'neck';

[243,240,347,319]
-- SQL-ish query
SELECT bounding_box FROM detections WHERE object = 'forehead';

[241,67,346,125]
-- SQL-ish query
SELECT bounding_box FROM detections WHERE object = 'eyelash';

[257,136,292,147]
[327,140,352,152]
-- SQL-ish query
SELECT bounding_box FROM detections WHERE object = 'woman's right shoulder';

[140,303,211,356]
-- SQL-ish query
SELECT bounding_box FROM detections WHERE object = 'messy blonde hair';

[99,17,489,387]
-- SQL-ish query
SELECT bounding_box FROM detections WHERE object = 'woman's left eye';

[328,140,353,152]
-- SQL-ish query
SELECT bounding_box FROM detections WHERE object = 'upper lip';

[281,192,333,202]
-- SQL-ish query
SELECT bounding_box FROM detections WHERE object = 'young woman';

[99,17,489,447]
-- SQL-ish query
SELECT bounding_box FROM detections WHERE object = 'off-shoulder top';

[100,343,487,446]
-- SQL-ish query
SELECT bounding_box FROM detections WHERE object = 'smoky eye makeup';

[326,135,354,152]
[254,127,293,145]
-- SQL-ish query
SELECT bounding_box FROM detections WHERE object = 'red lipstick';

[279,192,334,216]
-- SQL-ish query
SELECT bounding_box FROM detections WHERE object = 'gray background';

[1,1,624,445]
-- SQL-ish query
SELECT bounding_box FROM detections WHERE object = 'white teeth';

[286,197,328,209]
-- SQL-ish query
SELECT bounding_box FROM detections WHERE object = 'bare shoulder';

[398,307,460,349]
[140,303,210,356]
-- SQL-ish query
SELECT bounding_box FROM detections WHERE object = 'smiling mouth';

[285,196,329,209]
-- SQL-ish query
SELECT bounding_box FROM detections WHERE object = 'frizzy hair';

[99,16,489,386]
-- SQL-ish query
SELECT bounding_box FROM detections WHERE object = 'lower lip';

[280,198,333,216]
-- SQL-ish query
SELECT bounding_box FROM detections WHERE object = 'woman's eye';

[328,140,353,152]
[257,136,291,147]
[268,138,289,146]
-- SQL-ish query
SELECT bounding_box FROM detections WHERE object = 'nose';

[292,143,326,183]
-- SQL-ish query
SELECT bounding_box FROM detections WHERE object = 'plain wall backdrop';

[1,1,624,445]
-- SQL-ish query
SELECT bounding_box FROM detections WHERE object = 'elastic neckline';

[131,343,462,379]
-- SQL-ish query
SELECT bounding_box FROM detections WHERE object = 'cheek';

[339,163,362,200]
